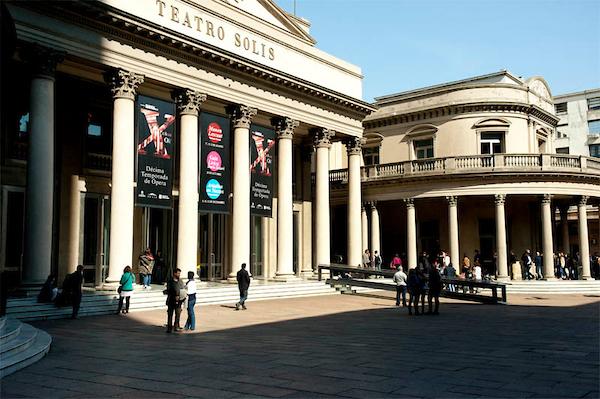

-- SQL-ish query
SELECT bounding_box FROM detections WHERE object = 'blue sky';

[277,0,600,102]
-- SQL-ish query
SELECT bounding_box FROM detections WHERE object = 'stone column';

[103,69,144,284]
[405,198,417,269]
[541,194,556,280]
[312,128,334,270]
[345,137,363,267]
[300,146,313,276]
[226,105,257,279]
[272,116,299,281]
[173,89,206,279]
[560,205,570,253]
[578,196,591,279]
[22,47,64,286]
[361,204,368,253]
[447,196,459,270]
[370,202,381,259]
[495,194,509,280]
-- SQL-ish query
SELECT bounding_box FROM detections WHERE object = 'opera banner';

[135,96,176,209]
[250,124,276,217]
[199,112,231,213]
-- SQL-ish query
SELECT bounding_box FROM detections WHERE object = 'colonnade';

[19,53,366,285]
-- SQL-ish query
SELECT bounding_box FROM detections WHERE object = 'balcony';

[329,153,600,184]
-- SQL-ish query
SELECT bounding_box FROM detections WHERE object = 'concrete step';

[0,319,52,378]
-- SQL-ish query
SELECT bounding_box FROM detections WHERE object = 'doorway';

[1,186,25,288]
[199,213,226,280]
[250,215,263,278]
[142,207,173,281]
[80,194,110,286]
[478,218,495,275]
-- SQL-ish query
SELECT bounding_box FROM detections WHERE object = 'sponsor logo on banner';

[250,124,276,217]
[199,114,231,213]
[135,96,176,209]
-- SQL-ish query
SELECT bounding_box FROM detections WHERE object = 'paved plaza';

[1,292,599,399]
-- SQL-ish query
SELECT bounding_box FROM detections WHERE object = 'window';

[555,102,567,114]
[556,147,569,154]
[588,97,600,110]
[556,125,568,139]
[362,146,380,166]
[590,144,600,158]
[480,132,504,155]
[414,138,433,159]
[588,120,600,135]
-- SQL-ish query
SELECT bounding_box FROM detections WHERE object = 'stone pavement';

[1,292,598,399]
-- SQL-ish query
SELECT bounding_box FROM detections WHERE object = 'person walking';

[184,271,197,331]
[373,250,382,277]
[534,251,543,280]
[236,263,251,310]
[407,269,421,316]
[427,265,442,315]
[71,265,84,319]
[521,249,534,280]
[362,249,371,268]
[116,266,135,315]
[166,268,185,333]
[392,267,407,307]
[138,248,154,289]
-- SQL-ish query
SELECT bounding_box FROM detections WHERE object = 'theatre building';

[0,0,374,289]
[329,71,600,279]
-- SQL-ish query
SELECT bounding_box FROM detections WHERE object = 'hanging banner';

[135,96,176,209]
[199,113,231,213]
[250,124,276,217]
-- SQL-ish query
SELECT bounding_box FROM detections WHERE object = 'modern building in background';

[553,88,600,157]
[329,71,600,279]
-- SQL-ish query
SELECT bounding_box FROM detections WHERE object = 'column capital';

[344,136,362,156]
[403,198,414,208]
[271,116,298,140]
[446,195,458,206]
[310,127,335,148]
[542,194,553,204]
[173,89,207,116]
[494,194,506,206]
[22,44,65,79]
[579,195,589,207]
[104,69,144,100]
[226,104,257,129]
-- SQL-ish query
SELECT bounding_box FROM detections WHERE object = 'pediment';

[223,0,314,43]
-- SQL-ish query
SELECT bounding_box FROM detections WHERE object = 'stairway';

[5,281,339,322]
[505,280,600,294]
[0,317,52,378]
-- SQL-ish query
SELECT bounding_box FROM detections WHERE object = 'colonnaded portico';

[0,0,375,290]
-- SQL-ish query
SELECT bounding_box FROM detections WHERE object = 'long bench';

[318,264,507,304]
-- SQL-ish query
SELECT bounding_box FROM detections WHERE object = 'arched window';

[406,124,438,160]
[473,118,510,155]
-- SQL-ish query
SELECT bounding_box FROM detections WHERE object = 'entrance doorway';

[80,194,110,286]
[478,218,496,275]
[142,207,173,282]
[199,213,226,280]
[1,186,25,287]
[250,216,263,278]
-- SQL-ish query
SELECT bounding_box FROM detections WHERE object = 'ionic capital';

[271,116,298,140]
[494,194,506,206]
[542,194,553,204]
[344,136,363,156]
[446,196,458,206]
[226,104,257,129]
[310,127,335,149]
[404,198,414,208]
[579,195,589,207]
[104,69,144,100]
[22,44,65,79]
[173,89,207,116]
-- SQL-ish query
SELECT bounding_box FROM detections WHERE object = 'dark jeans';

[185,294,196,330]
[428,292,440,314]
[117,296,131,313]
[167,303,182,331]
[395,285,407,306]
[536,264,543,279]
[408,290,422,314]
[238,289,248,306]
[71,293,82,319]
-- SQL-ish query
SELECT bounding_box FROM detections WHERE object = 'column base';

[101,282,120,290]
[272,273,300,282]
[542,276,558,281]
[496,276,510,282]
[299,269,315,278]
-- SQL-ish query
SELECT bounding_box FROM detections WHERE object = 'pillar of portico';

[447,196,459,270]
[104,69,144,284]
[369,202,381,261]
[578,196,591,279]
[405,198,417,269]
[226,105,257,280]
[361,204,368,253]
[272,116,299,281]
[345,137,363,267]
[22,46,64,286]
[541,194,556,280]
[495,194,509,280]
[300,146,314,276]
[173,89,206,280]
[312,128,334,271]
[560,205,570,254]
